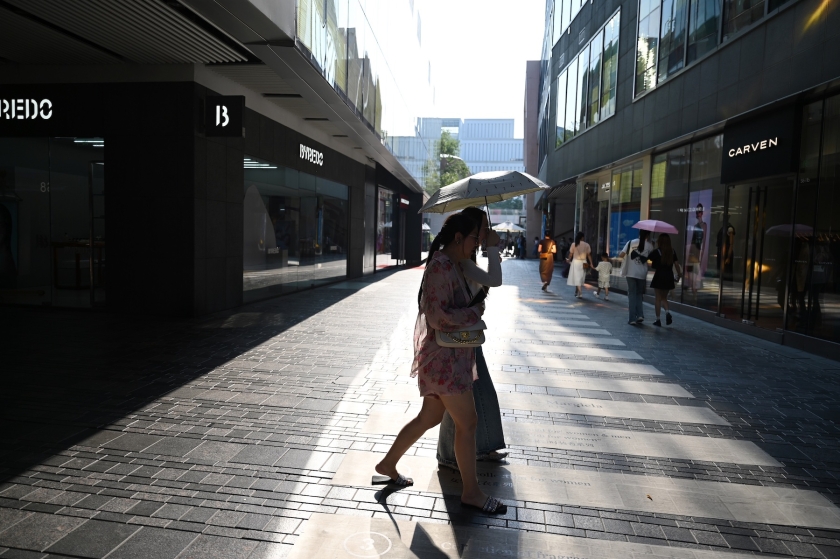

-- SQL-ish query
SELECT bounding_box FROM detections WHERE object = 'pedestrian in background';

[437,207,507,471]
[647,233,682,326]
[619,230,654,325]
[533,236,539,258]
[595,252,612,300]
[566,231,593,298]
[374,213,507,514]
[538,233,557,291]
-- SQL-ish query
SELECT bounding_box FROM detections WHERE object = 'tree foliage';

[423,130,472,194]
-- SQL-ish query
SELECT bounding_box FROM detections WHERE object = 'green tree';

[423,130,472,194]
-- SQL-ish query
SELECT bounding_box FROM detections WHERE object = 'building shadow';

[0,269,403,485]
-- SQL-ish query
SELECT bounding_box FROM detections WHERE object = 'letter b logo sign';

[216,105,229,127]
[206,96,244,137]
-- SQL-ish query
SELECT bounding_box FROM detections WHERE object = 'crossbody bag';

[430,262,486,348]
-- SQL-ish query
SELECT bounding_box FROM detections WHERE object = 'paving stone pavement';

[1,259,840,558]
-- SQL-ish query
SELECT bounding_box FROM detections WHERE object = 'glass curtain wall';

[554,11,620,148]
[242,156,348,302]
[649,146,689,269]
[609,161,644,254]
[0,137,105,308]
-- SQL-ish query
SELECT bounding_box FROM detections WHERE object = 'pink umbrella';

[632,220,679,234]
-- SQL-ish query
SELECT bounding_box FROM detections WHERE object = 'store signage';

[721,106,796,183]
[0,99,52,120]
[399,197,410,208]
[205,96,244,137]
[300,144,324,166]
[727,137,778,158]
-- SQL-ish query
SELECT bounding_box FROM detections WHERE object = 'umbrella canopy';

[766,223,813,236]
[422,223,431,231]
[419,170,550,214]
[492,221,525,233]
[632,220,679,234]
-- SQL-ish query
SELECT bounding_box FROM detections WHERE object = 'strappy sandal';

[461,496,507,515]
[372,473,413,486]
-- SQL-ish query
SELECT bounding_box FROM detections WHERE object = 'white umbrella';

[418,170,549,214]
[422,223,431,231]
[492,221,525,233]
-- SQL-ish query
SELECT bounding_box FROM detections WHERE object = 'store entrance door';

[719,177,795,330]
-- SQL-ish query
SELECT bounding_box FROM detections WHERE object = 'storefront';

[240,124,362,303]
[375,164,422,269]
[0,82,379,316]
[575,97,840,354]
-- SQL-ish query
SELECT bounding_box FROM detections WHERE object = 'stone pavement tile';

[176,534,260,559]
[185,441,246,464]
[144,437,203,458]
[246,542,291,559]
[0,510,31,533]
[229,445,288,467]
[0,514,87,551]
[106,527,198,558]
[102,434,163,453]
[274,450,331,470]
[45,520,140,558]
[124,501,163,517]
[0,550,47,559]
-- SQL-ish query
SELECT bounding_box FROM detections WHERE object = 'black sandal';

[461,496,507,514]
[372,473,413,486]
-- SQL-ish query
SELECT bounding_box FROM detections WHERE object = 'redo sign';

[205,96,244,137]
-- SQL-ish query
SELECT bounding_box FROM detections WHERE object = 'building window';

[687,0,721,63]
[722,0,765,39]
[635,0,661,96]
[554,10,620,149]
[657,0,689,81]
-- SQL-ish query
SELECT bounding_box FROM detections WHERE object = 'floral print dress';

[411,251,481,396]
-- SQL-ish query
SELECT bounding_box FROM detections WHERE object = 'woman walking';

[566,232,594,298]
[619,230,654,325]
[374,213,507,515]
[648,233,682,326]
[537,233,557,291]
[437,207,507,471]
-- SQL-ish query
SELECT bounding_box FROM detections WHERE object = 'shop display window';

[609,161,643,255]
[787,97,840,344]
[242,156,348,302]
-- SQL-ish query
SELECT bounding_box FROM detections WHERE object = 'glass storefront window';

[686,135,724,312]
[242,156,348,302]
[609,161,644,254]
[649,147,689,290]
[787,97,840,343]
[376,187,398,268]
[0,137,105,309]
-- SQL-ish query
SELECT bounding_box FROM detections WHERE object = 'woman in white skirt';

[566,231,594,298]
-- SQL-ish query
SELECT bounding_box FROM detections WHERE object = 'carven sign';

[300,144,324,166]
[205,96,244,137]
[721,106,796,183]
[727,137,778,158]
[0,99,53,120]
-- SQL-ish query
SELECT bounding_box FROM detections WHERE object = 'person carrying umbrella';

[646,233,682,326]
[538,232,557,291]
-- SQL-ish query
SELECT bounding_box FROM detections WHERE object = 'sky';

[420,0,546,139]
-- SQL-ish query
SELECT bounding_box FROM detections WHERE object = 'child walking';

[595,253,612,300]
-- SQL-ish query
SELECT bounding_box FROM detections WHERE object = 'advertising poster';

[684,189,712,290]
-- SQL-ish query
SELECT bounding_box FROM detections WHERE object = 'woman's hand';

[486,229,500,247]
